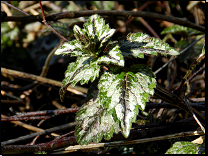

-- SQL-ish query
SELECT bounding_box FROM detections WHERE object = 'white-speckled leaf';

[97,44,124,66]
[98,65,156,137]
[55,40,90,57]
[84,14,115,48]
[75,93,119,145]
[73,25,88,43]
[59,57,100,101]
[119,33,179,58]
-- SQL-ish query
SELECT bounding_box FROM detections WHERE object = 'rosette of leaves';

[55,14,124,101]
[55,14,179,145]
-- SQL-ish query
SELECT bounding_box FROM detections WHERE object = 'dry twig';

[1,67,87,96]
[1,10,205,32]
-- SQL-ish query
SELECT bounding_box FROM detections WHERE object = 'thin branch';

[154,84,205,126]
[1,124,203,154]
[114,1,159,38]
[40,39,65,77]
[1,114,59,139]
[135,1,160,39]
[174,53,205,94]
[1,121,77,145]
[1,136,77,154]
[1,115,52,121]
[38,1,68,42]
[3,101,205,122]
[1,67,87,96]
[145,102,205,110]
[62,130,203,153]
[1,90,24,101]
[138,16,161,39]
[53,131,75,141]
[2,107,80,121]
[16,107,80,117]
[1,10,205,32]
[27,134,41,145]
[187,65,205,82]
[183,93,205,133]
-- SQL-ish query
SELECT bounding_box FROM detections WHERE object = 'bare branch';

[1,67,87,96]
[1,10,205,32]
[58,130,204,154]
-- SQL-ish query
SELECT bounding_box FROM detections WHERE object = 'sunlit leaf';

[59,56,100,101]
[97,44,124,66]
[119,33,179,58]
[75,90,119,145]
[84,14,115,48]
[98,64,156,137]
[55,14,116,58]
[55,40,90,57]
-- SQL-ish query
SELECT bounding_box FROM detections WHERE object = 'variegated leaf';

[84,14,115,48]
[75,90,119,145]
[119,33,179,58]
[59,57,100,101]
[98,64,156,137]
[55,40,90,57]
[97,44,124,67]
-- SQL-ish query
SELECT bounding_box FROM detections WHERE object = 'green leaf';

[59,56,100,101]
[83,14,115,48]
[165,141,201,154]
[161,25,203,37]
[55,40,90,57]
[97,44,124,66]
[73,25,92,46]
[75,90,119,145]
[98,64,156,137]
[119,33,179,58]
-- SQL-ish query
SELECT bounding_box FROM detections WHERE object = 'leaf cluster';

[55,14,179,145]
